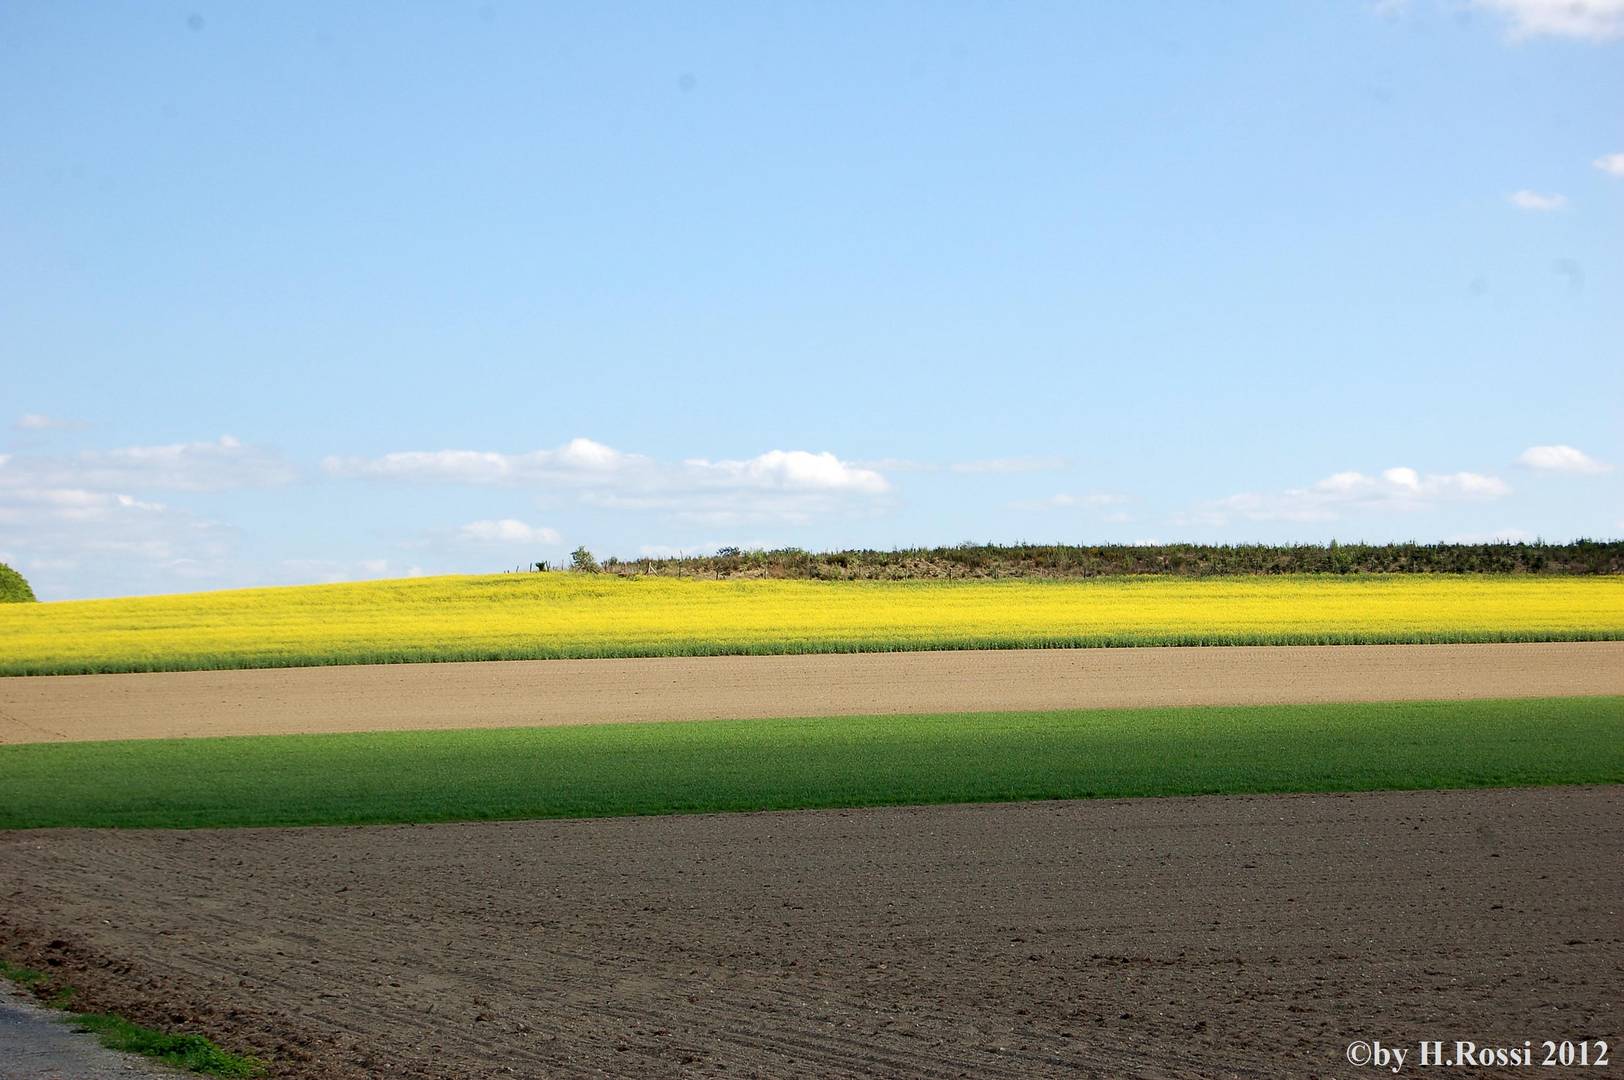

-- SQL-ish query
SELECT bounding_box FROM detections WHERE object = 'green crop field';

[2,697,1618,830]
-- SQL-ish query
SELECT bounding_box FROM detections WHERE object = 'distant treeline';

[576,540,1624,580]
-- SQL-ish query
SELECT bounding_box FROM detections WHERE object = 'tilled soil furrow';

[1,787,1618,1079]
[617,990,1042,1080]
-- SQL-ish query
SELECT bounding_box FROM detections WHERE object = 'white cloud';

[1008,492,1128,511]
[1507,190,1569,211]
[1595,153,1624,177]
[328,439,885,494]
[90,435,295,490]
[1186,466,1510,526]
[323,438,642,485]
[852,457,933,473]
[0,436,294,493]
[1516,444,1613,474]
[0,435,294,598]
[14,413,84,432]
[329,439,891,523]
[948,456,1069,475]
[580,490,882,527]
[0,485,237,597]
[851,456,1067,475]
[0,487,165,524]
[458,519,563,544]
[1475,0,1624,40]
[682,450,888,494]
[1032,493,1079,508]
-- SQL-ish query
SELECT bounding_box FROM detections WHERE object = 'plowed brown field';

[4,641,1622,744]
[1,787,1618,1079]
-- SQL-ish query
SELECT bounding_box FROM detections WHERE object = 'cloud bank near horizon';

[4,418,1618,598]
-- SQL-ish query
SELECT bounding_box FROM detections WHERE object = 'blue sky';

[3,1,1620,599]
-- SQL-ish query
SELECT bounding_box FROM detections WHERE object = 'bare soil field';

[1,786,1618,1079]
[4,641,1622,744]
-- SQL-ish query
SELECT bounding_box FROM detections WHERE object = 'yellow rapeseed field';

[2,572,1621,675]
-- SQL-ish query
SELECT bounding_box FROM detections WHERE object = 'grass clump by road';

[3,573,1622,676]
[0,958,73,1009]
[1,697,1618,830]
[1,959,263,1076]
[1,958,50,989]
[69,1013,265,1077]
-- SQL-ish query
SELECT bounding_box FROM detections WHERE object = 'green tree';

[0,562,37,602]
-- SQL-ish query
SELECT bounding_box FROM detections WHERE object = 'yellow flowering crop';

[1,573,1620,675]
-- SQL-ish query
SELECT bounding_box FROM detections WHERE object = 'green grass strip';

[1,958,49,987]
[1,961,74,1008]
[67,1014,265,1077]
[1,697,1619,830]
[1,963,263,1076]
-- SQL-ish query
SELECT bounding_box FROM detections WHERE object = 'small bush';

[570,546,600,573]
[0,562,36,602]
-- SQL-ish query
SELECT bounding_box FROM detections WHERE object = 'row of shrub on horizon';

[525,540,1624,580]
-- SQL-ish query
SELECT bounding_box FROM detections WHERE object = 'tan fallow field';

[2,640,1622,744]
